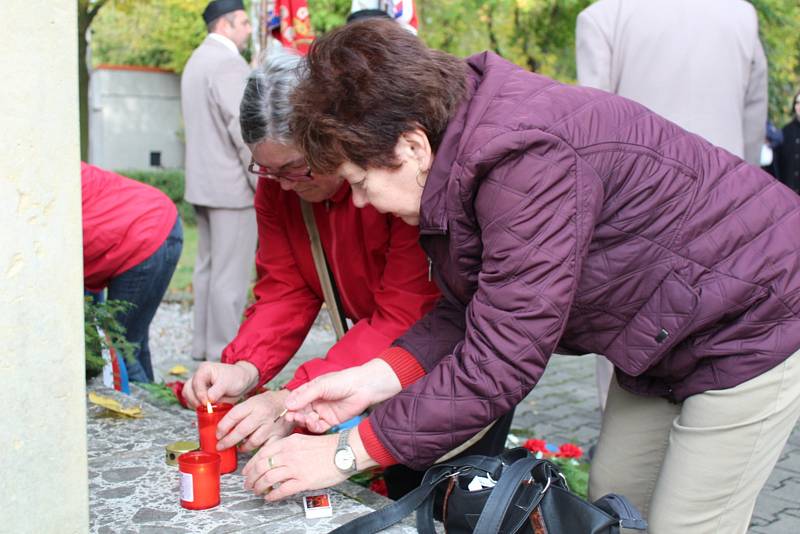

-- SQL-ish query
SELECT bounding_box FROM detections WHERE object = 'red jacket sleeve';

[221,180,322,387]
[285,216,440,389]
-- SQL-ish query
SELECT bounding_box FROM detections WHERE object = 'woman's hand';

[242,429,377,501]
[215,389,294,452]
[182,361,260,408]
[284,359,402,433]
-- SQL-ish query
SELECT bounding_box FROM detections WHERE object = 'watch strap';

[337,428,352,451]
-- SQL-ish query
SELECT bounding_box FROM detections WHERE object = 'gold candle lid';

[165,440,199,466]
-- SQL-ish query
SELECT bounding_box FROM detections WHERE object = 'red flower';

[165,381,188,409]
[556,443,583,459]
[523,439,550,455]
[369,478,388,497]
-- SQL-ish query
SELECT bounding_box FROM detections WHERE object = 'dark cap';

[346,9,393,24]
[202,0,245,25]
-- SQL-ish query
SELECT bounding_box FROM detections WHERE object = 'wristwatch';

[334,428,357,474]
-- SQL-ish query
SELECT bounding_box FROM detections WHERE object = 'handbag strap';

[593,493,648,530]
[472,457,546,534]
[330,452,518,534]
[329,461,462,534]
[299,199,348,340]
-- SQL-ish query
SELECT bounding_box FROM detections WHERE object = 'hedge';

[116,168,195,226]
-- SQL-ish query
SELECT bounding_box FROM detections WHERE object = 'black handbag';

[331,448,647,534]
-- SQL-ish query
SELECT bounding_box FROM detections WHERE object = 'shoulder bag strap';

[329,462,461,534]
[593,494,648,530]
[331,454,509,534]
[299,199,348,340]
[472,457,546,534]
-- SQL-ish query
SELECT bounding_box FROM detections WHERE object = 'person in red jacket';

[181,51,441,462]
[82,162,183,383]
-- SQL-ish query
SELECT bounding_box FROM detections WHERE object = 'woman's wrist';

[234,361,261,393]
[350,426,378,471]
[363,358,403,404]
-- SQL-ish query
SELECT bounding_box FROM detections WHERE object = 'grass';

[169,223,197,293]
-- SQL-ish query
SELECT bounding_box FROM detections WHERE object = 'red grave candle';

[178,451,220,510]
[196,402,237,474]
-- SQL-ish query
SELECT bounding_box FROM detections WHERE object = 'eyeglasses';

[248,160,313,182]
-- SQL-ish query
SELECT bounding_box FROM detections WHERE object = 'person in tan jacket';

[576,0,768,414]
[181,0,258,362]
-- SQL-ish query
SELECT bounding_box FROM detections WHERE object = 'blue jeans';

[107,216,183,382]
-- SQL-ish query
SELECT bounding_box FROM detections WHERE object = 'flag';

[269,0,315,54]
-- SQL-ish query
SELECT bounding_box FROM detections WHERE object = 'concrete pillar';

[0,2,87,532]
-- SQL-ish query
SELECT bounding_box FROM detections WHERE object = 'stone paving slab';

[87,382,416,533]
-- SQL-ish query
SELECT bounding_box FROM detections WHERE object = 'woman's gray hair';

[240,50,305,146]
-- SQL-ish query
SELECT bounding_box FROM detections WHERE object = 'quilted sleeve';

[365,131,601,469]
[392,293,468,373]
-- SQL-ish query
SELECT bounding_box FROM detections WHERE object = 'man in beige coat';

[577,0,767,165]
[182,0,258,362]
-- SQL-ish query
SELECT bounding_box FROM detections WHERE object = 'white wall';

[89,68,185,170]
[0,1,88,532]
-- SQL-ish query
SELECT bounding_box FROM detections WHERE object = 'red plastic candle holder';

[178,451,220,510]
[196,402,237,474]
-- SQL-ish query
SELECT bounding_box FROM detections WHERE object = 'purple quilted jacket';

[368,52,800,469]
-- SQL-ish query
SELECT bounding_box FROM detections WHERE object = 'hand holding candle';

[182,361,260,409]
[214,390,295,452]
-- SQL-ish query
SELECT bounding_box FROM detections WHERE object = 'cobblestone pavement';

[151,302,800,533]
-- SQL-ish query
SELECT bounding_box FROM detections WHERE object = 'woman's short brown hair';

[290,18,467,174]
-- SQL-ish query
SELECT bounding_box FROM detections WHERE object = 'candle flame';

[206,401,213,414]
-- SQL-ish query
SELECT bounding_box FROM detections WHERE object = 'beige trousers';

[589,349,800,533]
[191,205,257,361]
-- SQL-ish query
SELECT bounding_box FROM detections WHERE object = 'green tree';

[418,0,592,82]
[307,0,351,33]
[88,0,800,128]
[78,0,150,161]
[91,0,208,73]
[418,0,800,126]
[752,0,800,124]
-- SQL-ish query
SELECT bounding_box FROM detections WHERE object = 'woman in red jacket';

[181,50,513,498]
[179,52,509,498]
[82,162,182,383]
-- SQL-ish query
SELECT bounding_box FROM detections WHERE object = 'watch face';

[334,448,355,471]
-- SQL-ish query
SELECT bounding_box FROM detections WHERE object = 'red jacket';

[82,162,178,292]
[221,178,440,390]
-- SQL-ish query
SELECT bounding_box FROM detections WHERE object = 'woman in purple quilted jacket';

[242,20,800,532]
